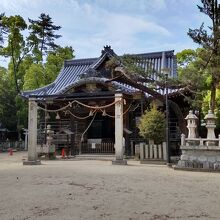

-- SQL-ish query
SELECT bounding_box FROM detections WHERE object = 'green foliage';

[23,63,44,90]
[187,0,220,112]
[0,67,18,130]
[15,96,28,131]
[0,15,28,93]
[138,107,165,144]
[45,46,74,83]
[0,13,74,133]
[0,13,6,44]
[28,13,61,62]
[176,48,210,108]
[23,46,74,90]
[176,49,196,69]
[202,89,220,129]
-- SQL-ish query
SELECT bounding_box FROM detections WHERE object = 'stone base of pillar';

[112,159,127,165]
[23,160,41,165]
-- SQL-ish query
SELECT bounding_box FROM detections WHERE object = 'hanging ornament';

[89,109,94,117]
[45,113,50,120]
[56,112,61,120]
[102,109,107,116]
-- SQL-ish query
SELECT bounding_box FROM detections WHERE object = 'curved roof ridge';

[64,57,97,67]
[131,50,174,58]
[57,76,138,95]
[21,81,55,97]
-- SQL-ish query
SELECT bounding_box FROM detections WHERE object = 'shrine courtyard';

[0,152,220,220]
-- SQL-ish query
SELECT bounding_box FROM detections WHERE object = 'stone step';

[73,154,115,161]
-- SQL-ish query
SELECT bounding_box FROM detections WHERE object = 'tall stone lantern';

[185,110,198,138]
[204,110,216,139]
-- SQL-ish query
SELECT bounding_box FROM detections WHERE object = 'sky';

[0,0,211,62]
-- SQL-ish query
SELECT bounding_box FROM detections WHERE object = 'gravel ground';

[0,152,220,220]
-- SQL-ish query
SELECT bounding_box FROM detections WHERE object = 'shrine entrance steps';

[73,154,115,161]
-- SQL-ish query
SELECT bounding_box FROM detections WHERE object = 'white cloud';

[102,13,168,36]
[84,0,167,13]
[0,0,41,13]
[42,0,171,58]
[0,0,200,61]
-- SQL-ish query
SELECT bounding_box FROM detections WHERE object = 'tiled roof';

[21,46,177,99]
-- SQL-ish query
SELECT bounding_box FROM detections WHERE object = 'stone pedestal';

[23,160,41,165]
[112,159,127,165]
[176,110,220,171]
[176,145,220,171]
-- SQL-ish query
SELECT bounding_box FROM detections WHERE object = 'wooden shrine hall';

[21,46,187,165]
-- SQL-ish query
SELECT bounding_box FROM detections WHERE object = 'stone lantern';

[185,110,198,138]
[46,124,55,159]
[46,124,54,146]
[204,110,217,139]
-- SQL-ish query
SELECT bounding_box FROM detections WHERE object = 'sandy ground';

[0,152,220,220]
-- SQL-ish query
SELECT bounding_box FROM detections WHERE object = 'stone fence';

[136,142,167,163]
[181,135,220,147]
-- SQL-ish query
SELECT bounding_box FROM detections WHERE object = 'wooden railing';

[81,142,115,154]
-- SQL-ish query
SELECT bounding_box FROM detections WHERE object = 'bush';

[138,107,165,144]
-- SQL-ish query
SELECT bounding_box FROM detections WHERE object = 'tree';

[23,46,74,90]
[176,49,196,69]
[0,13,74,133]
[45,46,74,83]
[28,13,61,62]
[0,66,18,130]
[138,107,165,144]
[188,0,220,112]
[0,13,6,45]
[176,48,210,109]
[23,63,44,90]
[0,15,29,93]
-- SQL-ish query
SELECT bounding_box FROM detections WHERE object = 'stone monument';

[175,110,220,171]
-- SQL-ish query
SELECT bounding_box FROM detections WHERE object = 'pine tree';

[28,13,61,62]
[188,0,220,112]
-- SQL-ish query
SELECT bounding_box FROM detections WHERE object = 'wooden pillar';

[112,93,127,165]
[23,98,41,165]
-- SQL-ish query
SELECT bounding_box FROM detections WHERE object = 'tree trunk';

[210,80,216,113]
